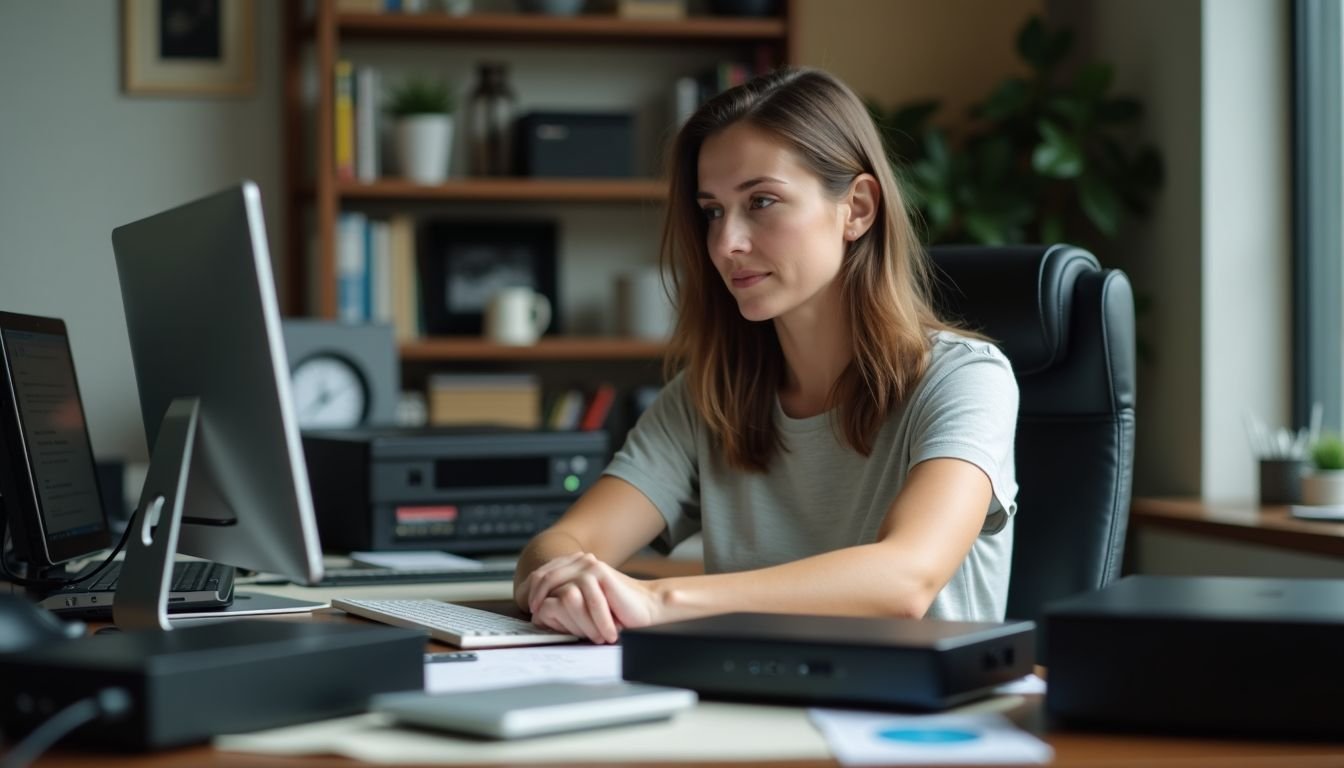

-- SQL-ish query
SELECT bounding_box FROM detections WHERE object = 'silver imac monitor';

[110,181,323,629]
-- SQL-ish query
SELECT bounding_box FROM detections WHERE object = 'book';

[355,66,381,182]
[388,215,420,339]
[579,383,618,432]
[427,374,541,429]
[547,388,586,431]
[334,60,355,181]
[336,212,368,322]
[617,0,686,20]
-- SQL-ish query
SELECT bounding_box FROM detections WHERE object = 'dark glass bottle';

[467,62,517,177]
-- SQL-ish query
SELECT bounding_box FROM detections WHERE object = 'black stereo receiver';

[302,427,608,554]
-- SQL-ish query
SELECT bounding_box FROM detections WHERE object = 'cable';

[0,504,134,590]
[0,687,131,768]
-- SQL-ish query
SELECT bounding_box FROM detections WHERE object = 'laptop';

[0,311,234,619]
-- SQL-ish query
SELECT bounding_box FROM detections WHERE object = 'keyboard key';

[331,598,578,649]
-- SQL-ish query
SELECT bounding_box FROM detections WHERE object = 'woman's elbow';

[881,576,940,619]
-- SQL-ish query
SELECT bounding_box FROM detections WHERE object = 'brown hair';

[660,67,967,472]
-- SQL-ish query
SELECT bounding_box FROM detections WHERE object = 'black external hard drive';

[621,612,1035,710]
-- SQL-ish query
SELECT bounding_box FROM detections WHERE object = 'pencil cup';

[1258,458,1305,505]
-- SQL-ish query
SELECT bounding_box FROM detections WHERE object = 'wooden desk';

[1131,496,1344,558]
[31,555,1344,767]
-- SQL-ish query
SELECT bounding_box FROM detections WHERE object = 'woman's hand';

[521,552,660,644]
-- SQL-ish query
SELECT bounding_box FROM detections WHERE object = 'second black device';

[303,427,607,554]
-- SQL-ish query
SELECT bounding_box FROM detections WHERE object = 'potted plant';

[387,76,456,185]
[1302,434,1344,506]
[869,15,1163,248]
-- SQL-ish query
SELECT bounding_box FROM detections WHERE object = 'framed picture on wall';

[419,220,560,336]
[122,0,256,96]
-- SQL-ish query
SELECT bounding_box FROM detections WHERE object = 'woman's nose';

[708,214,749,259]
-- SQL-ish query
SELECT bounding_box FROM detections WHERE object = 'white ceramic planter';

[1301,469,1344,506]
[395,114,453,184]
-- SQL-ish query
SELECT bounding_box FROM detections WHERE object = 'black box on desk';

[1046,575,1344,738]
[0,620,424,751]
[303,427,608,554]
[515,112,634,178]
[622,612,1035,710]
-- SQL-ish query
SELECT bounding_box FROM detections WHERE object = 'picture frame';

[419,220,560,336]
[122,0,255,97]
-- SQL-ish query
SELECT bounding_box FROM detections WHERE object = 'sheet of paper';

[992,673,1046,695]
[217,702,831,764]
[426,644,622,693]
[350,551,485,570]
[808,709,1052,765]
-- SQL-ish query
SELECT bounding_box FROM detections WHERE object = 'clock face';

[290,354,368,430]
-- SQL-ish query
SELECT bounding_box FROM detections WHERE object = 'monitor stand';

[113,398,323,630]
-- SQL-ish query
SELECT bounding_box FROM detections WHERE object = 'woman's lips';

[731,272,769,288]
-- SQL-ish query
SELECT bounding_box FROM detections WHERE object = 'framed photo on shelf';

[122,0,255,96]
[419,220,560,336]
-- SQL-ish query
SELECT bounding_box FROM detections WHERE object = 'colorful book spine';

[334,60,355,181]
[579,384,618,432]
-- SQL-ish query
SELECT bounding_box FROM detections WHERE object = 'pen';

[424,651,478,663]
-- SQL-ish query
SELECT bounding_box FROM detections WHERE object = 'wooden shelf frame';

[283,0,795,361]
[401,337,666,361]
[337,178,667,203]
[333,12,789,45]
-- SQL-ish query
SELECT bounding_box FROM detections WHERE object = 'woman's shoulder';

[927,329,1011,367]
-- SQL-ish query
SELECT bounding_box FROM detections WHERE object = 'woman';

[514,68,1019,644]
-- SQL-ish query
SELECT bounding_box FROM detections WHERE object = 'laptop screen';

[0,315,109,565]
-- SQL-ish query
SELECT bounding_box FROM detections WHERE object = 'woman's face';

[696,121,850,324]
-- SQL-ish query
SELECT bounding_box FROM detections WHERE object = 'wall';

[793,0,1042,120]
[1049,0,1291,501]
[0,0,284,463]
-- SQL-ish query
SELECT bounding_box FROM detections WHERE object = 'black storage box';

[515,112,634,178]
[623,612,1035,710]
[1046,575,1344,738]
[0,620,425,751]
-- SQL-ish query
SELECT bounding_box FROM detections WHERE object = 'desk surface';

[1131,496,1344,557]
[33,554,1344,767]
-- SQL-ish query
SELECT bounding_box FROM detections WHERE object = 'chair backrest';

[926,244,1136,642]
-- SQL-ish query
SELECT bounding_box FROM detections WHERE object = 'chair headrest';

[927,244,1101,375]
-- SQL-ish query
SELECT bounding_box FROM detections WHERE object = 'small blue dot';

[876,727,982,744]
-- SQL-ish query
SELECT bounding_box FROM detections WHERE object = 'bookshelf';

[282,0,794,379]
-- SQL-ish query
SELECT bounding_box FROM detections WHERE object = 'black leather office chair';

[927,244,1136,652]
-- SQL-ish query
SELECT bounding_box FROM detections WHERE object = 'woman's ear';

[843,174,880,241]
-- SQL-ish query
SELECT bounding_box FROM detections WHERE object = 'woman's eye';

[750,196,776,210]
[701,207,723,220]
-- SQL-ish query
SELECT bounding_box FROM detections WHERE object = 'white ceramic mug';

[484,287,552,345]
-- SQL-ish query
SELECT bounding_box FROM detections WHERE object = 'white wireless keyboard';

[331,598,579,649]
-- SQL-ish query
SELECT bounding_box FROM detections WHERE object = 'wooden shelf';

[334,12,787,44]
[338,178,667,203]
[401,337,666,361]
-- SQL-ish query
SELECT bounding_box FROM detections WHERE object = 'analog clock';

[290,354,368,430]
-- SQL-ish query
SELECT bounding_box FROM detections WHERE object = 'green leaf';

[1073,62,1113,100]
[980,79,1031,122]
[924,130,950,170]
[1079,174,1122,237]
[1032,120,1085,178]
[1048,96,1091,128]
[965,211,1010,245]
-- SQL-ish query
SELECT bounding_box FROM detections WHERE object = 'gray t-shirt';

[604,331,1019,621]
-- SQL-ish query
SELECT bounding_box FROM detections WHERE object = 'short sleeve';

[601,374,703,552]
[907,342,1020,533]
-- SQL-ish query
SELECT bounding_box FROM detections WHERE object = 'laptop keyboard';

[52,560,234,595]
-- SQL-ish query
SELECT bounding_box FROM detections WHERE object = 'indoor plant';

[1302,434,1344,506]
[870,15,1163,248]
[387,76,456,184]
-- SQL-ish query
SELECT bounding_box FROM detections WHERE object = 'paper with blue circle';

[809,710,1051,764]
